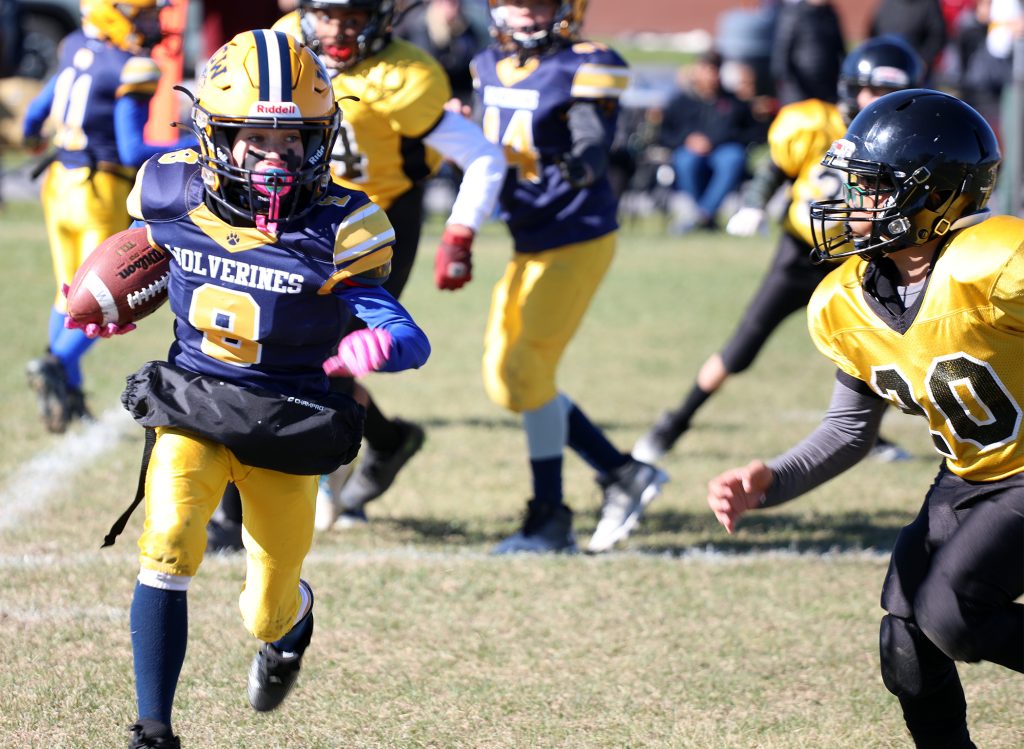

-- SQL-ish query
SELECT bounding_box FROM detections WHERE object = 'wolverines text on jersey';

[127,148,395,397]
[471,41,629,252]
[809,216,1024,481]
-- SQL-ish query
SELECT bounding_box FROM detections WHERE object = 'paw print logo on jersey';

[227,233,239,246]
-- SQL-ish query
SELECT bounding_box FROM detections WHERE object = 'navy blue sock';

[530,456,563,506]
[130,581,188,726]
[566,403,629,474]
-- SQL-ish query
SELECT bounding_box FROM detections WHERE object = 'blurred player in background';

[202,0,505,549]
[474,0,667,555]
[633,36,924,465]
[21,0,192,433]
[117,30,429,748]
[707,88,1020,749]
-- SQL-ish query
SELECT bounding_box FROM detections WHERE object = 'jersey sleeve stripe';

[333,203,398,262]
[571,65,630,99]
[320,246,394,293]
[126,160,148,220]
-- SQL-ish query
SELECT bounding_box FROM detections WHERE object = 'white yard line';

[0,407,135,531]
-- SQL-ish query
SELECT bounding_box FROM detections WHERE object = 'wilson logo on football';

[117,248,169,280]
[250,101,300,117]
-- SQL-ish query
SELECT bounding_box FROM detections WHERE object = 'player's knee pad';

[240,576,309,643]
[915,578,980,663]
[880,613,930,699]
[482,342,555,413]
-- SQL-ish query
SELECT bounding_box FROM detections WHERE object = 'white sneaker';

[313,462,356,531]
[587,460,669,553]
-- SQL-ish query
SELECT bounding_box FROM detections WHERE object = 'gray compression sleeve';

[762,375,888,507]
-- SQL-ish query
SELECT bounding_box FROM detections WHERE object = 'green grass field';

[1,201,1019,749]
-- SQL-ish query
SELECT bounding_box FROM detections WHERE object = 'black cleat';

[492,499,577,554]
[127,719,180,748]
[338,419,425,516]
[26,354,71,433]
[247,581,314,712]
[205,515,243,553]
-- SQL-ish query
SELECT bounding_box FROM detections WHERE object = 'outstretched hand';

[706,459,773,534]
[323,328,393,378]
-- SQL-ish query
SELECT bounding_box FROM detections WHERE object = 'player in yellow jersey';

[633,36,923,464]
[708,90,1021,749]
[203,0,505,549]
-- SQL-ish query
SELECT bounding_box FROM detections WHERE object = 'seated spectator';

[659,51,761,233]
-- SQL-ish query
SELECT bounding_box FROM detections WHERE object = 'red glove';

[434,227,474,291]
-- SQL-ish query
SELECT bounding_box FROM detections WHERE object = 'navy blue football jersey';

[127,148,396,398]
[471,41,629,252]
[47,30,161,170]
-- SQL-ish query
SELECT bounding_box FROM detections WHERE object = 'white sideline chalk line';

[0,407,135,531]
[0,545,892,571]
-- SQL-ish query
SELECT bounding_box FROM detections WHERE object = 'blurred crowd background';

[2,0,1023,216]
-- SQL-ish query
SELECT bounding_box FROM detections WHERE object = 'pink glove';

[434,227,473,291]
[323,328,393,378]
[64,317,137,339]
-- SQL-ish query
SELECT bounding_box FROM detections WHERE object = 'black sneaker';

[587,459,669,553]
[247,581,314,712]
[65,386,93,425]
[338,419,425,515]
[631,409,689,463]
[492,499,577,554]
[205,514,243,553]
[26,354,71,433]
[128,719,180,748]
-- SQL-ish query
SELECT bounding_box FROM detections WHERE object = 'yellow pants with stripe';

[138,427,317,642]
[483,232,616,413]
[41,162,133,311]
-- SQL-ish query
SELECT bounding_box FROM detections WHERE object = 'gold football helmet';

[488,0,587,54]
[80,0,166,53]
[187,30,340,232]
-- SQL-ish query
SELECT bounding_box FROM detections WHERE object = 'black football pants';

[879,464,1024,748]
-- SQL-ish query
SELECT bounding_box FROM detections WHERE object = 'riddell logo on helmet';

[250,102,299,117]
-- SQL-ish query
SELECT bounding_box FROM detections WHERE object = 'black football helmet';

[810,90,1000,262]
[837,35,925,123]
[300,0,394,69]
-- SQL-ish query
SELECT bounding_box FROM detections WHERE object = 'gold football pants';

[40,162,132,311]
[138,427,317,642]
[483,232,616,412]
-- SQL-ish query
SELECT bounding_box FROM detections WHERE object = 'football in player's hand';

[66,227,170,327]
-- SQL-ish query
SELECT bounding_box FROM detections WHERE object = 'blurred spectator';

[0,0,21,78]
[722,58,777,133]
[394,0,488,104]
[961,0,1024,133]
[659,51,762,233]
[770,0,844,105]
[870,0,949,77]
[203,0,287,58]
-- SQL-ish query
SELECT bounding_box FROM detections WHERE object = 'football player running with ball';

[113,31,429,748]
[473,0,667,554]
[633,36,923,465]
[21,0,193,433]
[202,0,503,537]
[708,90,1022,748]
